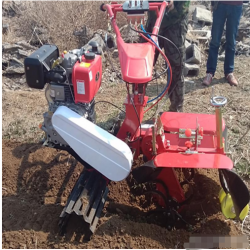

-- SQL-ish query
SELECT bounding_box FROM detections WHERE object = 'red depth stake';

[199,127,204,136]
[185,128,192,137]
[185,141,193,149]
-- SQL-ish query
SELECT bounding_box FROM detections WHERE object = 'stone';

[3,66,25,75]
[193,7,212,25]
[188,30,211,40]
[185,40,191,49]
[9,57,24,67]
[16,41,37,50]
[112,49,119,58]
[218,54,225,61]
[106,34,117,49]
[2,44,22,53]
[235,41,250,56]
[18,49,29,57]
[82,34,105,54]
[2,23,9,34]
[186,33,199,46]
[185,80,195,84]
[184,63,200,77]
[2,59,9,69]
[185,44,201,64]
[189,4,208,15]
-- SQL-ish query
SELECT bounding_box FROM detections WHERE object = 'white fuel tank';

[51,106,133,181]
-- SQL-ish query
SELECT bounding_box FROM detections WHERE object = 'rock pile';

[184,2,250,77]
[184,6,212,76]
[236,4,250,56]
[2,41,36,75]
[2,41,37,90]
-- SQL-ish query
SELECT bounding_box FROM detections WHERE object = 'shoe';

[202,73,213,86]
[225,73,238,86]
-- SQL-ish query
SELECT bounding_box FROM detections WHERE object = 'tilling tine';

[81,174,102,220]
[73,171,97,215]
[89,187,109,233]
[63,169,91,215]
[84,177,107,224]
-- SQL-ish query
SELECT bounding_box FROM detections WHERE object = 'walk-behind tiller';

[24,0,249,238]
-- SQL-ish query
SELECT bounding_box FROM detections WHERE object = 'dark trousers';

[146,16,188,112]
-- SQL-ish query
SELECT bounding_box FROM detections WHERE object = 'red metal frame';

[103,1,233,208]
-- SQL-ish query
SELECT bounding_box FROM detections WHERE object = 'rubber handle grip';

[100,3,106,12]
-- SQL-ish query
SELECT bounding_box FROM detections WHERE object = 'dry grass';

[2,1,128,51]
[17,1,108,50]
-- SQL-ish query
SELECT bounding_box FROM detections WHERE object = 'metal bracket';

[179,129,203,140]
[182,149,199,155]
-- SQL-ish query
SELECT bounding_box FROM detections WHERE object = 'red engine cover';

[72,54,102,103]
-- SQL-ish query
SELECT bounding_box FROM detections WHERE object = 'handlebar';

[100,3,106,12]
[100,1,168,41]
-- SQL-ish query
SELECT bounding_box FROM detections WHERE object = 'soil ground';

[1,140,246,249]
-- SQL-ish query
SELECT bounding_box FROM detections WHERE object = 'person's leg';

[224,4,243,75]
[206,4,227,75]
[163,16,188,112]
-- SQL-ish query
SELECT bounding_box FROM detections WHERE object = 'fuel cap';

[85,52,95,60]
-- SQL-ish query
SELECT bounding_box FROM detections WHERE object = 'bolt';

[177,217,180,221]
[176,206,179,209]
[167,212,170,217]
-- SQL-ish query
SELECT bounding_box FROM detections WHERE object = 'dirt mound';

[2,140,244,249]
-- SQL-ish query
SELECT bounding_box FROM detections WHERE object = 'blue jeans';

[206,3,242,75]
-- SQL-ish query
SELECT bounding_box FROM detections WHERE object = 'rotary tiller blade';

[219,169,250,219]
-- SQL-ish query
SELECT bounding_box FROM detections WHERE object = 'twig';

[241,215,249,234]
[66,155,71,167]
[34,30,44,45]
[234,155,243,165]
[175,241,180,249]
[201,204,206,217]
[28,26,37,44]
[233,126,250,147]
[238,73,250,82]
[35,237,38,249]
